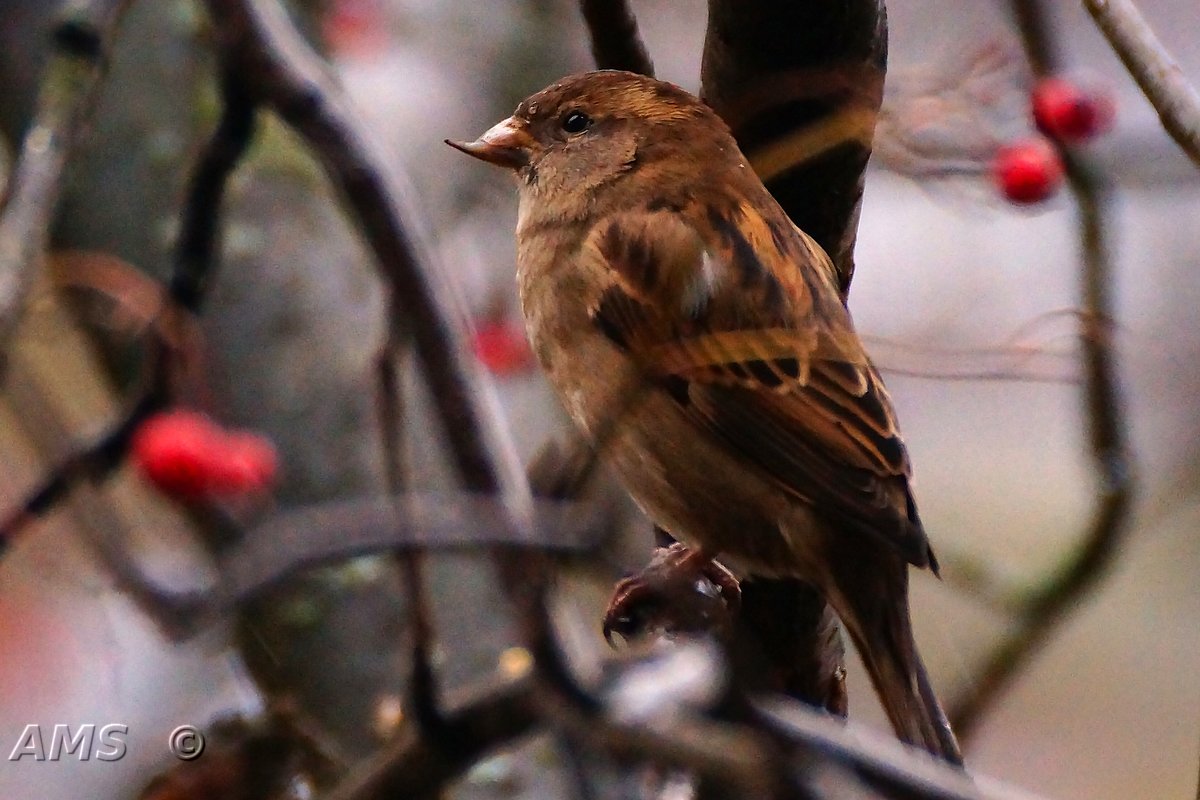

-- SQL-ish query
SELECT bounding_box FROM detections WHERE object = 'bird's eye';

[561,111,592,134]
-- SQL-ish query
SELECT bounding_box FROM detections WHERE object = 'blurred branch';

[1082,0,1200,170]
[321,661,1049,800]
[578,0,653,76]
[0,74,257,555]
[198,0,591,718]
[0,0,133,361]
[321,674,540,800]
[949,0,1135,741]
[25,486,610,640]
[201,0,529,505]
[208,493,610,615]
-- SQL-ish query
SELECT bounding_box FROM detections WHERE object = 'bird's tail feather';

[833,563,964,765]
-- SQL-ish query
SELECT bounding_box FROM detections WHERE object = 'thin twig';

[376,306,448,737]
[0,0,133,358]
[1082,0,1200,170]
[950,0,1135,740]
[0,75,258,553]
[577,0,654,76]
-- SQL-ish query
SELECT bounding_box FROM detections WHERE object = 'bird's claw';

[602,543,742,646]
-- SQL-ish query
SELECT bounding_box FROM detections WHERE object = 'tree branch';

[198,0,587,712]
[701,0,887,293]
[1082,0,1200,170]
[950,0,1135,740]
[697,0,889,719]
[0,0,133,360]
[319,665,1052,800]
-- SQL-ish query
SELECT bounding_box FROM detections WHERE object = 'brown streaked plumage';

[447,70,961,764]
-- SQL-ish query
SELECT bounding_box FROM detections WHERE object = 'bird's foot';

[602,543,742,645]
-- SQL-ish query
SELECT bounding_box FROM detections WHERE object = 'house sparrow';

[447,70,962,764]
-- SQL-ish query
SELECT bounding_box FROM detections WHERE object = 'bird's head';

[447,71,739,217]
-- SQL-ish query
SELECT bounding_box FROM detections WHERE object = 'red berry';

[131,410,279,502]
[130,411,226,501]
[992,138,1064,204]
[1032,77,1113,143]
[322,0,386,56]
[471,320,534,376]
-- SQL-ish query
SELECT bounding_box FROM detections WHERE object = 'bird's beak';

[445,117,533,170]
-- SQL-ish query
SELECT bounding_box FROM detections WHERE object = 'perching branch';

[698,0,889,717]
[949,0,1135,740]
[0,0,133,360]
[701,0,887,293]
[1082,0,1200,170]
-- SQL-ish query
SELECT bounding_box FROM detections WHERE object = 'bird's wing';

[582,205,933,569]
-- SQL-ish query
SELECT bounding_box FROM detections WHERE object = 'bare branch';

[577,0,654,76]
[209,493,611,615]
[202,0,530,507]
[1083,0,1200,170]
[754,697,1049,800]
[0,0,133,358]
[320,664,1052,800]
[320,675,538,800]
[950,0,1135,740]
[198,0,591,714]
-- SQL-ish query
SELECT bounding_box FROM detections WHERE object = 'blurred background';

[0,1,1197,798]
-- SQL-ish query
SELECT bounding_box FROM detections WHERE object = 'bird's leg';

[602,542,742,645]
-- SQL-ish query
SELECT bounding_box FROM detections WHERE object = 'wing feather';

[584,205,933,568]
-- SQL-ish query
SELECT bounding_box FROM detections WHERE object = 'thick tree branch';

[578,0,654,76]
[1082,0,1200,170]
[697,0,889,720]
[701,0,887,293]
[950,0,1135,740]
[0,0,133,359]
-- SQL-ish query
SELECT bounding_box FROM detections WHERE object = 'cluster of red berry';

[131,410,278,503]
[993,77,1115,204]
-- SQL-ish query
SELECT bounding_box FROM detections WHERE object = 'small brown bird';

[448,70,961,764]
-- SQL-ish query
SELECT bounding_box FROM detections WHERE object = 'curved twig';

[949,0,1135,740]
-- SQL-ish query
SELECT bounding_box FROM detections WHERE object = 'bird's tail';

[832,560,963,766]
